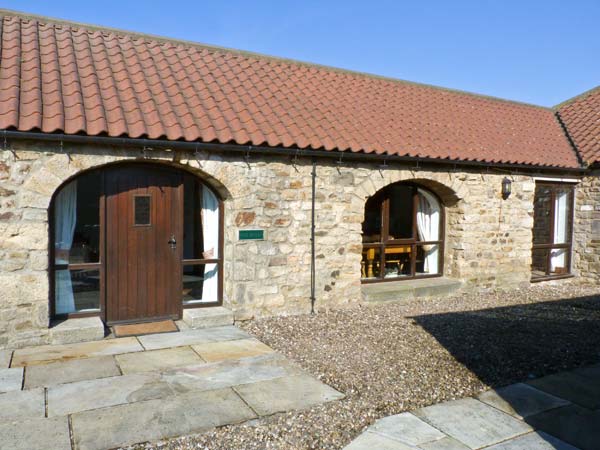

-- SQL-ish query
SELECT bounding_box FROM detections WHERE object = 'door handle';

[168,234,177,249]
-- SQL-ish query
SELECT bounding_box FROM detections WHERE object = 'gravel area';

[126,283,600,450]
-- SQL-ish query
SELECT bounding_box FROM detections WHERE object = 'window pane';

[183,178,220,259]
[55,268,100,314]
[361,247,381,279]
[416,189,441,242]
[550,247,570,275]
[553,187,572,244]
[388,185,414,239]
[532,185,552,245]
[416,244,440,275]
[383,245,412,278]
[55,172,102,265]
[362,194,383,243]
[183,263,219,304]
[134,195,151,226]
[531,248,549,278]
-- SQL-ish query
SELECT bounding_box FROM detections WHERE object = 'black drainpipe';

[310,157,317,314]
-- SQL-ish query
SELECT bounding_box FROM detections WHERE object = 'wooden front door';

[105,165,183,324]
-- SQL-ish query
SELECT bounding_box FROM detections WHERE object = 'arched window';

[50,164,223,323]
[361,183,444,281]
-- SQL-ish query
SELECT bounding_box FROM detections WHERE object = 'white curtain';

[54,181,77,314]
[551,191,568,272]
[416,188,440,274]
[201,186,219,302]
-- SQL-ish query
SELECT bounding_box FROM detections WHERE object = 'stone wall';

[573,173,600,282]
[0,139,549,349]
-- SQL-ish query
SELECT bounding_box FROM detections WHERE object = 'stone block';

[527,405,600,450]
[527,371,600,410]
[138,325,249,351]
[49,316,106,345]
[0,416,71,450]
[12,336,144,367]
[234,373,344,416]
[70,388,256,450]
[344,431,414,450]
[192,338,274,362]
[0,350,12,368]
[0,367,23,393]
[369,412,446,446]
[478,383,570,419]
[24,355,120,389]
[0,387,45,419]
[182,307,234,329]
[115,346,203,374]
[484,431,579,450]
[414,398,532,449]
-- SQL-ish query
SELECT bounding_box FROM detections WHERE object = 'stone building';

[0,10,598,349]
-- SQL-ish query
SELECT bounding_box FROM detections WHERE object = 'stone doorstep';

[49,316,106,346]
[182,306,234,329]
[362,277,463,304]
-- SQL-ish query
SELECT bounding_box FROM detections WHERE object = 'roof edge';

[554,84,600,109]
[3,129,585,172]
[0,7,553,112]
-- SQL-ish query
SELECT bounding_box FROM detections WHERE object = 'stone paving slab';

[0,387,45,419]
[527,371,600,410]
[161,353,301,393]
[138,325,250,350]
[344,431,415,450]
[0,367,23,393]
[0,350,12,368]
[369,412,446,446]
[234,373,344,416]
[71,388,256,450]
[0,416,71,450]
[48,371,170,416]
[11,336,143,367]
[24,355,120,389]
[527,404,600,450]
[47,353,299,416]
[484,431,580,450]
[419,436,469,449]
[414,398,532,449]
[191,337,274,362]
[478,382,570,419]
[116,346,203,374]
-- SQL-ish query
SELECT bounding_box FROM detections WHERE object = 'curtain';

[54,181,77,314]
[201,186,219,302]
[550,191,568,272]
[416,189,440,274]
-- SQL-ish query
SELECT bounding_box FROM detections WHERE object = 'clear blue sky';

[3,0,599,106]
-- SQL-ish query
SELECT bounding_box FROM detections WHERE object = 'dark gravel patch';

[126,283,600,450]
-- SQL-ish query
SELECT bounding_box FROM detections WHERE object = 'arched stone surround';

[2,140,537,348]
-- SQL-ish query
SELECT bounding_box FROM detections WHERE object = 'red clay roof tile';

[0,11,583,168]
[557,86,600,164]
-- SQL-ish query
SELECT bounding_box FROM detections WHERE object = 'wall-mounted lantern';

[502,177,512,200]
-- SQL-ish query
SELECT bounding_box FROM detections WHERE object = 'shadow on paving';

[409,294,600,450]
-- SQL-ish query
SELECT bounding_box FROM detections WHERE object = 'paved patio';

[345,364,600,450]
[0,325,343,450]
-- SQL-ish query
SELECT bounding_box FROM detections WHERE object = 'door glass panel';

[183,263,219,304]
[363,193,383,243]
[183,178,220,260]
[55,268,100,314]
[531,248,549,278]
[361,247,381,279]
[532,185,552,245]
[383,245,412,278]
[134,195,151,226]
[55,172,102,265]
[388,185,414,239]
[553,188,572,244]
[416,244,440,275]
[550,247,570,275]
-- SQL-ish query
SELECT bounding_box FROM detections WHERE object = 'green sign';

[239,229,264,241]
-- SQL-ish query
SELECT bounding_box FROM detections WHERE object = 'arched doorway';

[361,182,444,282]
[50,163,223,324]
